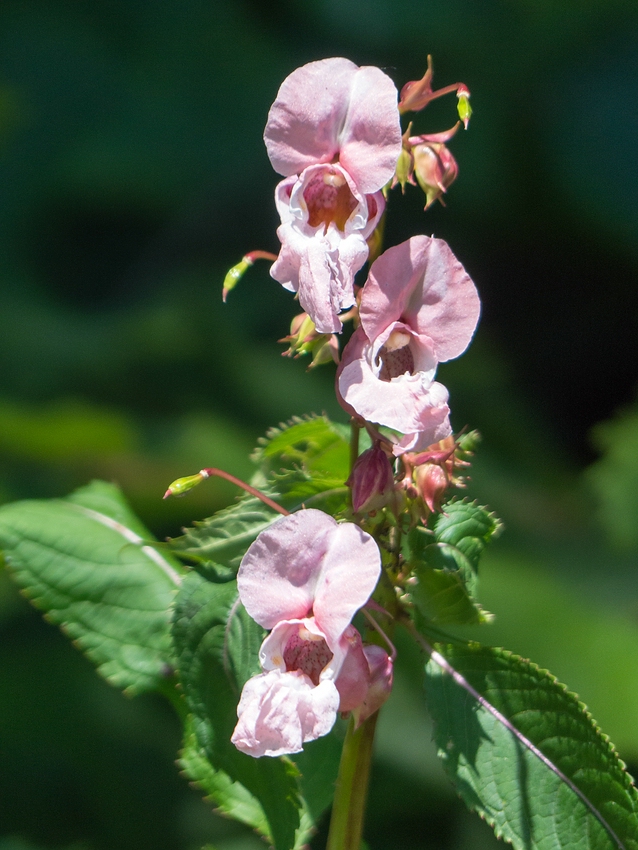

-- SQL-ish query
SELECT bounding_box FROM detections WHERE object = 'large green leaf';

[172,572,311,850]
[425,642,638,849]
[0,480,181,695]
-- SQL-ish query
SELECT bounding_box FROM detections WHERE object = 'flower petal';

[337,65,402,193]
[264,58,401,195]
[264,58,361,179]
[237,510,337,629]
[312,521,381,647]
[231,670,340,757]
[337,326,451,435]
[360,236,480,361]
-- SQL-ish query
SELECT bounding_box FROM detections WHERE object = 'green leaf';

[0,480,181,695]
[407,500,500,625]
[168,497,279,578]
[172,572,309,850]
[432,499,502,594]
[253,414,349,481]
[255,415,350,515]
[411,560,491,625]
[179,718,271,836]
[425,642,638,850]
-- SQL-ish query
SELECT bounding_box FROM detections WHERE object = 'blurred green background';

[1,1,638,848]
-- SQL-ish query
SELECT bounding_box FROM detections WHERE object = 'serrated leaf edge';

[424,638,634,850]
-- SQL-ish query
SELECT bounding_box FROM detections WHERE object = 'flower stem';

[326,712,379,850]
[349,419,361,475]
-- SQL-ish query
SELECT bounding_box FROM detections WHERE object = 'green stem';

[326,712,379,850]
[349,419,361,475]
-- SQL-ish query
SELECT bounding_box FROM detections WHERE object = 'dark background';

[1,2,638,848]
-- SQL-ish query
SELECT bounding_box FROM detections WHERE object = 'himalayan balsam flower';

[337,236,480,454]
[264,58,402,334]
[231,509,389,757]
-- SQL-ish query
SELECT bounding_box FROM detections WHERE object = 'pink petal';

[337,65,402,193]
[238,510,380,646]
[265,58,359,179]
[360,236,480,361]
[391,416,453,456]
[270,170,383,334]
[311,521,381,647]
[231,670,340,758]
[237,510,337,630]
[264,59,401,194]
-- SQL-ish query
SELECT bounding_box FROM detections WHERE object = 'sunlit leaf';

[0,481,181,694]
[425,642,638,850]
[407,500,500,625]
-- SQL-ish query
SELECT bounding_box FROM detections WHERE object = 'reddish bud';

[352,645,394,728]
[347,443,395,514]
[398,55,435,114]
[414,462,449,513]
[412,142,459,209]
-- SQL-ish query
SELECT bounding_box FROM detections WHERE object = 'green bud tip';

[163,469,210,499]
[222,251,278,302]
[457,86,472,129]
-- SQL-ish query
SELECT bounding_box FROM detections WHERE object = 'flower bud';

[163,469,210,499]
[412,142,459,209]
[279,311,339,367]
[222,250,277,302]
[414,462,449,513]
[457,85,472,129]
[352,645,394,728]
[347,444,395,514]
[392,123,416,194]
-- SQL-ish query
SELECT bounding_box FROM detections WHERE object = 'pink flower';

[337,236,480,453]
[264,58,402,334]
[231,509,385,757]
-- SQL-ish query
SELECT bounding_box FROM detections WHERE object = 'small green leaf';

[253,414,349,483]
[425,643,638,850]
[0,481,181,694]
[411,559,491,625]
[433,499,502,587]
[172,572,306,850]
[407,500,500,626]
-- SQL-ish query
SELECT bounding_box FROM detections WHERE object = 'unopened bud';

[347,444,395,514]
[353,645,394,728]
[279,311,339,367]
[222,250,277,302]
[163,469,210,499]
[412,142,459,209]
[457,85,472,129]
[414,463,449,513]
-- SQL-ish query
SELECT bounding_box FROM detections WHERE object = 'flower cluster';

[229,56,478,758]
